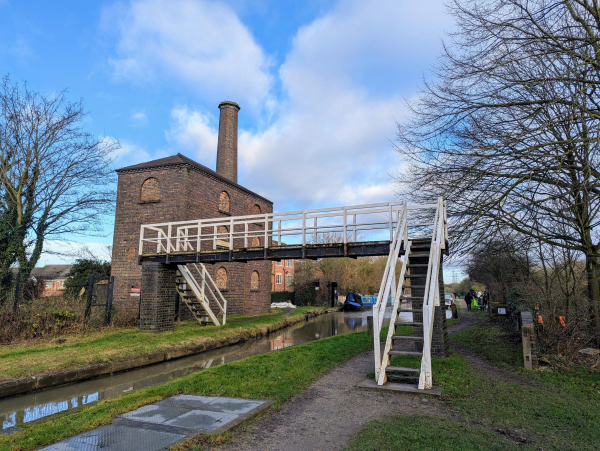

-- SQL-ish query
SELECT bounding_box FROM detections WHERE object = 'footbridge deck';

[138,201,439,264]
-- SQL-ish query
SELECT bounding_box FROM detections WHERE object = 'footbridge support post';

[140,262,177,332]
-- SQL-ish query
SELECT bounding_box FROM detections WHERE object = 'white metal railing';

[418,197,446,389]
[373,205,410,384]
[138,201,440,257]
[178,263,227,326]
[372,198,447,389]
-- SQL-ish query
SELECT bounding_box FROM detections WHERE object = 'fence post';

[13,272,21,311]
[85,274,95,320]
[104,276,114,325]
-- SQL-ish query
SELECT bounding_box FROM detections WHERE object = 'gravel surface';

[212,350,444,451]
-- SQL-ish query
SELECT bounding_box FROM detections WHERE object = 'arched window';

[140,178,160,202]
[219,191,230,213]
[216,267,227,290]
[252,204,261,215]
[217,225,229,248]
[251,271,259,291]
[250,237,260,247]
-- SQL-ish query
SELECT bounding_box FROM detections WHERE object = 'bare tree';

[0,76,118,302]
[394,0,600,342]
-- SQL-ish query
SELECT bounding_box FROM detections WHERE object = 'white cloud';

[104,0,273,112]
[130,110,148,127]
[165,106,218,166]
[122,0,451,211]
[37,240,113,266]
[106,137,153,166]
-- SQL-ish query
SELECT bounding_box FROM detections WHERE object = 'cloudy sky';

[1,0,457,276]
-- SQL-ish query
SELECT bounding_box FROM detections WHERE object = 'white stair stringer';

[176,263,227,327]
[373,197,446,391]
[376,241,412,385]
[372,204,409,383]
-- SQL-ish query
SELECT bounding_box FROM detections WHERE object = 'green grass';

[0,307,319,380]
[347,415,517,451]
[0,330,373,451]
[451,318,523,367]
[352,320,600,450]
[446,317,460,326]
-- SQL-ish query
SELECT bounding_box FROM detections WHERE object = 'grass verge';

[352,321,600,450]
[0,307,320,381]
[0,330,373,451]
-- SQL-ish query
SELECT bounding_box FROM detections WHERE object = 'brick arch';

[252,204,261,215]
[216,267,227,290]
[219,191,230,213]
[140,177,160,202]
[251,270,259,291]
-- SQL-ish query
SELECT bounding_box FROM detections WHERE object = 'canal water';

[0,308,451,431]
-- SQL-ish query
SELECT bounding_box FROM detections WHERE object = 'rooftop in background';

[116,153,271,204]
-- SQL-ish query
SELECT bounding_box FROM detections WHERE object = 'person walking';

[464,291,472,311]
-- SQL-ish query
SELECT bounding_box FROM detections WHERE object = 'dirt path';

[213,350,444,451]
[208,311,530,451]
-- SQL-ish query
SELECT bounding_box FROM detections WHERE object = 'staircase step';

[399,296,424,301]
[402,284,425,288]
[389,351,422,357]
[385,366,420,374]
[395,322,423,327]
[409,252,430,258]
[398,308,422,313]
[406,264,429,268]
[392,335,424,341]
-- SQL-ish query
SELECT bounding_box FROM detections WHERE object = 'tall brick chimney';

[216,101,240,183]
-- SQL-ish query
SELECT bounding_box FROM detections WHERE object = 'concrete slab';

[357,379,443,396]
[40,395,273,451]
[40,423,186,451]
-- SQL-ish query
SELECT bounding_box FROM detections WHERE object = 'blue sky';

[1,0,459,274]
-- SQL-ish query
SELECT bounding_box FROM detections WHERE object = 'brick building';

[111,101,273,321]
[271,259,294,292]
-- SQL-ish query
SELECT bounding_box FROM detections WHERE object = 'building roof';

[14,265,73,280]
[116,153,272,204]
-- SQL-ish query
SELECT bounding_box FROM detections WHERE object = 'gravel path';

[213,350,444,451]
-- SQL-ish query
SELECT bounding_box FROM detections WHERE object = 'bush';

[271,291,295,304]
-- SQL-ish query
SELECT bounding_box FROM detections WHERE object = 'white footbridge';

[138,199,447,390]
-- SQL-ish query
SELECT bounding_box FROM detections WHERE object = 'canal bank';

[0,323,377,451]
[0,308,330,401]
[1,309,384,433]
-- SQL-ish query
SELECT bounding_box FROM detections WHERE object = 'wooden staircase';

[373,198,446,390]
[175,263,227,326]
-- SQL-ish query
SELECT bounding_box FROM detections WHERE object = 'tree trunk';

[586,249,600,346]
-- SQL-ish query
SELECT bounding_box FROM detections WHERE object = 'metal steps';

[389,351,422,357]
[385,366,420,374]
[175,263,227,327]
[395,321,423,327]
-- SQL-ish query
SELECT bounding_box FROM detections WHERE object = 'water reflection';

[1,307,449,430]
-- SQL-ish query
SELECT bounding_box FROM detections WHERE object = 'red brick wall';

[111,163,272,316]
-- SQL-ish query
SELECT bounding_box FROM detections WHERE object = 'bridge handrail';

[138,201,440,257]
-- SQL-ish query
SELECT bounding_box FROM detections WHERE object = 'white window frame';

[286,259,293,267]
[276,274,282,284]
[276,261,283,266]
[286,274,293,286]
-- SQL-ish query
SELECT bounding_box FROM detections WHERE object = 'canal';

[0,308,451,431]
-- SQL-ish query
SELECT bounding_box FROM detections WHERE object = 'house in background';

[29,265,72,297]
[271,259,295,291]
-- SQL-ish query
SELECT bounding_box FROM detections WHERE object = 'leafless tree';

[394,1,600,342]
[0,75,118,302]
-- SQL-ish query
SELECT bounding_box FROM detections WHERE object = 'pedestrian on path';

[465,291,472,311]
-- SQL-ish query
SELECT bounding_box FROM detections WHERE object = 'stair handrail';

[177,264,221,326]
[373,203,409,382]
[418,197,446,389]
[191,263,227,325]
[376,237,412,385]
